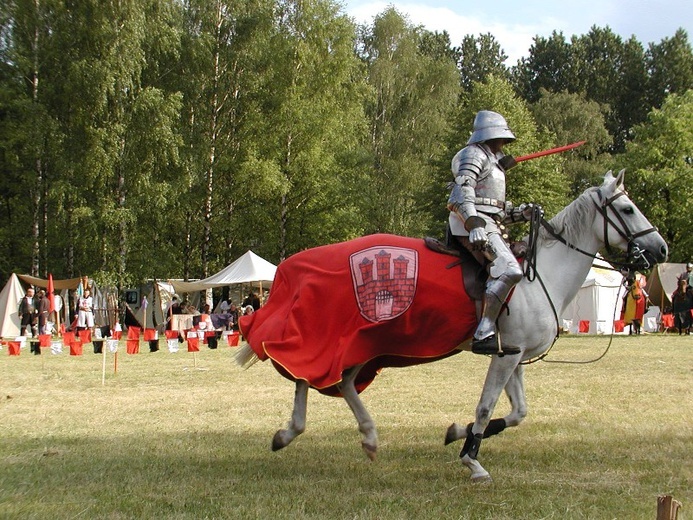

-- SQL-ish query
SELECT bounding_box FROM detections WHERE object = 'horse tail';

[235,343,260,369]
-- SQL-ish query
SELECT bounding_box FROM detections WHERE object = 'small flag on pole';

[47,273,55,314]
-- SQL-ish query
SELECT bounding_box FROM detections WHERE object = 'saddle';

[423,236,527,303]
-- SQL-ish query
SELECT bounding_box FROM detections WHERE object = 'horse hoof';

[272,430,288,451]
[362,442,377,461]
[471,473,492,484]
[445,423,466,445]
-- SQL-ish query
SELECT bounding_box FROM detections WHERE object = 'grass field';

[0,334,690,519]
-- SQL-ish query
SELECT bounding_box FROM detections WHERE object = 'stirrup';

[471,335,520,356]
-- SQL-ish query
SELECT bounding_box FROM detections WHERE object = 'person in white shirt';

[77,289,94,330]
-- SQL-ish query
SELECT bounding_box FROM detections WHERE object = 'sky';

[341,0,693,64]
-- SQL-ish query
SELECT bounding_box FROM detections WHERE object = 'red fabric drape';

[62,331,75,346]
[38,334,51,347]
[614,320,625,333]
[239,234,477,396]
[579,320,590,333]
[78,330,91,344]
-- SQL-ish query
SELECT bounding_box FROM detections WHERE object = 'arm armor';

[447,146,488,227]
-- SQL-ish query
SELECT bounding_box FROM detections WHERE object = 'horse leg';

[459,357,520,481]
[336,364,378,461]
[445,363,526,441]
[272,379,309,451]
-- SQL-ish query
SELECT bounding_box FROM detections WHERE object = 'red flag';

[47,273,55,314]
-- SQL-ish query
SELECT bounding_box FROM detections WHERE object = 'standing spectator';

[242,291,261,311]
[37,289,51,335]
[165,296,181,330]
[678,262,693,287]
[621,272,648,335]
[77,288,95,331]
[18,287,37,336]
[671,278,693,335]
[228,303,240,331]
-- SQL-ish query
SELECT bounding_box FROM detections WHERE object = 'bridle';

[520,188,660,365]
[594,189,659,272]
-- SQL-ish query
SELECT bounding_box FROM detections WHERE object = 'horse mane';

[540,186,600,244]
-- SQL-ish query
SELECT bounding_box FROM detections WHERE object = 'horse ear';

[616,168,626,189]
[600,170,617,199]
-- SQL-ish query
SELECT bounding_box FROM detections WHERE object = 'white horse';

[236,170,668,482]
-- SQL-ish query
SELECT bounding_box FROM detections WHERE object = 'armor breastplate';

[453,144,506,215]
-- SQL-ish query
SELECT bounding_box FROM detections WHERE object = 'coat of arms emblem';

[349,246,418,322]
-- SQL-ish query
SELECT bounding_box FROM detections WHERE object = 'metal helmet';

[466,110,516,145]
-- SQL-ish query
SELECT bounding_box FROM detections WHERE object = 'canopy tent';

[17,274,82,290]
[0,274,27,338]
[128,281,176,330]
[560,258,626,334]
[645,262,686,310]
[170,251,277,293]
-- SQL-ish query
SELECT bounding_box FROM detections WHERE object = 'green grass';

[0,335,690,519]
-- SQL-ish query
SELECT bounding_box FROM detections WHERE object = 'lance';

[500,140,586,170]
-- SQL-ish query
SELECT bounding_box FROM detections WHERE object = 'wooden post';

[101,342,107,385]
[657,495,682,520]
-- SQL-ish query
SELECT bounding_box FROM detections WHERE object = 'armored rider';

[447,110,536,356]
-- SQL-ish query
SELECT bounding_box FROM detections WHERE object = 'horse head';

[593,170,668,271]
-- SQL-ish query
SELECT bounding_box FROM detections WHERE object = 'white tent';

[0,274,26,338]
[169,251,277,293]
[561,258,625,334]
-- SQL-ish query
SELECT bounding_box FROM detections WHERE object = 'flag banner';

[614,320,625,333]
[164,330,179,340]
[127,326,141,340]
[238,234,477,396]
[47,274,55,314]
[78,329,92,344]
[38,334,51,347]
[126,339,139,354]
[112,330,122,340]
[62,331,75,346]
[167,338,179,353]
[70,341,83,356]
[107,339,119,353]
[15,336,27,349]
[8,341,21,356]
[579,320,590,333]
[187,337,199,352]
[50,341,63,355]
[203,330,215,344]
[143,329,158,341]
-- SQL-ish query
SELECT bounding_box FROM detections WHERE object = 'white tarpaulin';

[561,258,626,334]
[170,251,277,293]
[0,274,26,338]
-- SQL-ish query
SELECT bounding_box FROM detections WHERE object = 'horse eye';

[623,206,635,215]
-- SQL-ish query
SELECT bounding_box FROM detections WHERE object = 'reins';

[519,192,657,365]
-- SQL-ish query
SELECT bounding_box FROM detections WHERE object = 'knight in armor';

[447,110,536,356]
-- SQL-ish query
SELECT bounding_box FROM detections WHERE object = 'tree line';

[1,0,692,290]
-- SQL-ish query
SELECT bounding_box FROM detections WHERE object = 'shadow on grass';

[1,424,690,519]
